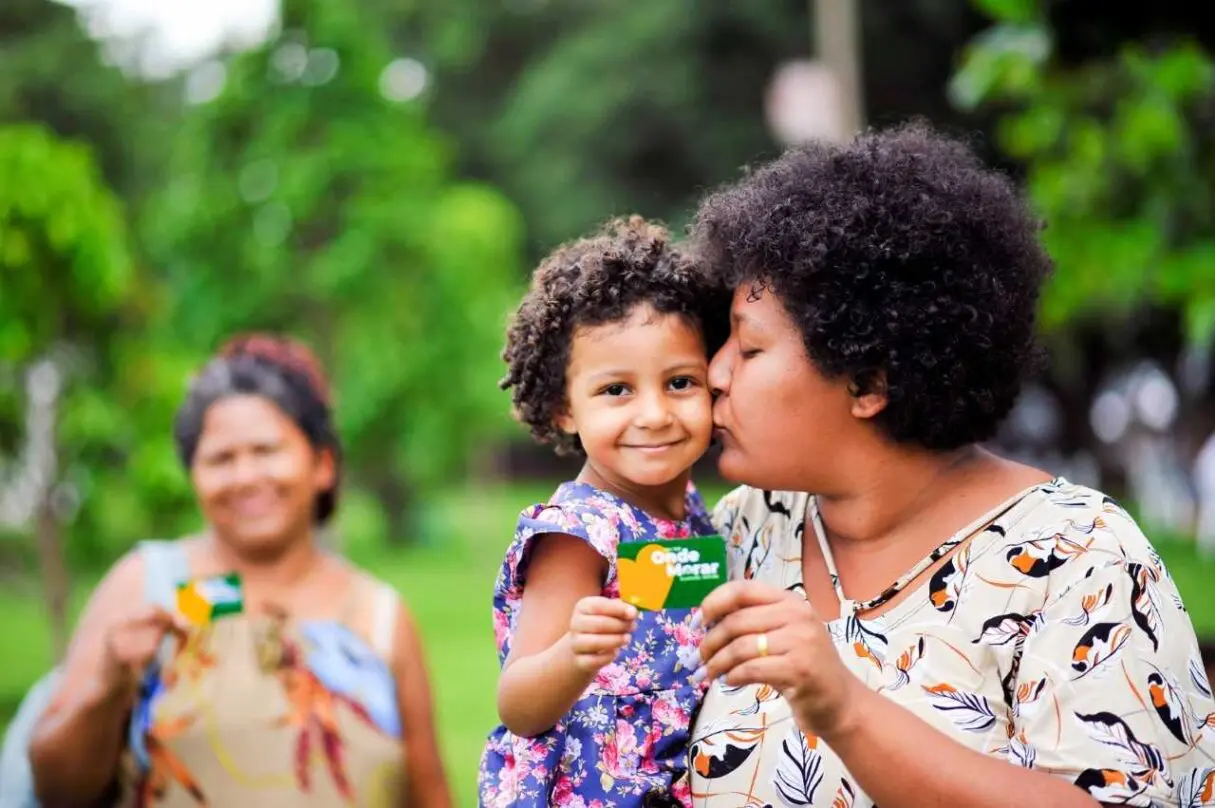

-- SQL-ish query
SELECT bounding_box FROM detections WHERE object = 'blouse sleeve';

[1010,530,1215,806]
[506,500,621,594]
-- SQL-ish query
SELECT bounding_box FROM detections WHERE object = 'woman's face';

[191,394,334,555]
[708,285,863,492]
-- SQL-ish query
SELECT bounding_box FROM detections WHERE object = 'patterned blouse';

[689,479,1215,807]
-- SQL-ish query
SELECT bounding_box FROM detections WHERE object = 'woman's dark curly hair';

[501,215,724,456]
[691,120,1053,451]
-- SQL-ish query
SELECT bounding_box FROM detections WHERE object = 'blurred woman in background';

[29,333,452,808]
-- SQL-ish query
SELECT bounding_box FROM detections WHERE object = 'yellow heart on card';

[617,543,674,611]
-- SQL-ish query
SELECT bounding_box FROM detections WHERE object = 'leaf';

[1074,711,1167,778]
[1185,297,1215,348]
[948,23,1051,110]
[1176,767,1215,808]
[975,612,1034,646]
[924,685,999,733]
[1190,655,1213,701]
[972,0,1040,24]
[773,728,824,806]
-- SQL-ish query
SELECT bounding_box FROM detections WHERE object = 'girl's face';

[557,303,713,500]
[191,394,334,556]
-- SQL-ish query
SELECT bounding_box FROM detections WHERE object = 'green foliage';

[404,2,814,257]
[141,0,525,539]
[0,125,130,358]
[0,124,192,563]
[952,2,1215,344]
[0,0,179,202]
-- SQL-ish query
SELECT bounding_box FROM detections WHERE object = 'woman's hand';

[569,596,637,673]
[698,580,863,739]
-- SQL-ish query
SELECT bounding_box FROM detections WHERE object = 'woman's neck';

[204,528,324,591]
[814,445,997,547]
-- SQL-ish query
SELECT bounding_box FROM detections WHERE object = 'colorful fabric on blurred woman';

[119,567,405,808]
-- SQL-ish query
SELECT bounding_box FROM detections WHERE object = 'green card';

[176,573,244,627]
[617,535,727,611]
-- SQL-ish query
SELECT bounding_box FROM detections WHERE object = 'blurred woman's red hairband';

[219,333,332,406]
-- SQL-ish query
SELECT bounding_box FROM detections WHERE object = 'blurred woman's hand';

[98,605,186,699]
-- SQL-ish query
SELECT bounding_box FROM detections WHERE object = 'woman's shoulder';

[968,477,1168,600]
[332,563,410,662]
[1006,478,1153,554]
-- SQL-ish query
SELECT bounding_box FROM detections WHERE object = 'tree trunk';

[814,0,865,134]
[36,490,69,660]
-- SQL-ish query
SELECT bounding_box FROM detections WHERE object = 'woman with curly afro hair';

[687,121,1215,807]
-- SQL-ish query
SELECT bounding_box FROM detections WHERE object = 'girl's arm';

[496,534,635,737]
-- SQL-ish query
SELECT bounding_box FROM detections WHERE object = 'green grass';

[1,483,1214,807]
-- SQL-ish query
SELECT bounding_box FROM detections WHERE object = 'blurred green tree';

[0,0,195,579]
[0,0,179,203]
[392,0,990,261]
[141,0,525,543]
[0,123,169,653]
[952,0,1215,487]
[952,0,1215,344]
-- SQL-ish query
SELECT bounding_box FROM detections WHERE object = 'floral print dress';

[478,481,715,808]
[118,561,405,808]
[689,479,1215,807]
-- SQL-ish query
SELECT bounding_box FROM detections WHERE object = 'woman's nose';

[708,339,734,397]
[228,453,264,487]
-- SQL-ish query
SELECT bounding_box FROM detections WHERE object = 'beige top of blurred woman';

[689,479,1215,807]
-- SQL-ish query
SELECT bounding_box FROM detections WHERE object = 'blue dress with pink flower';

[478,481,714,808]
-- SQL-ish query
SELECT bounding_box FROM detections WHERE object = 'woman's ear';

[314,446,337,491]
[847,372,889,421]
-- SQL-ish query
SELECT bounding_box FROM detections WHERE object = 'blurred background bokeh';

[3,0,1215,802]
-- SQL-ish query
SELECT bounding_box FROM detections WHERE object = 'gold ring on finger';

[756,632,769,658]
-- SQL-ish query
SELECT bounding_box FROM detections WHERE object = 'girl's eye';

[602,383,628,397]
[668,376,697,391]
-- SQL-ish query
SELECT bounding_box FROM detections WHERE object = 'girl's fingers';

[570,613,637,635]
[571,632,630,656]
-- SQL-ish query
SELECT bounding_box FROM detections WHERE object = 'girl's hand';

[568,596,638,673]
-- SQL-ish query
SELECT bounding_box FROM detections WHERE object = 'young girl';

[478,217,722,807]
